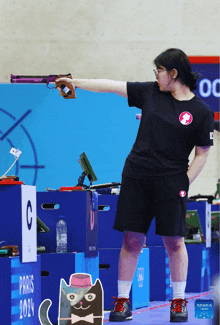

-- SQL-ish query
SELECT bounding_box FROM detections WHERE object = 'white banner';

[21,185,37,262]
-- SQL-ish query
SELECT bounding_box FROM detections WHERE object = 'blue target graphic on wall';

[0,107,45,185]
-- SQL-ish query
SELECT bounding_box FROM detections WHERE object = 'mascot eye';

[66,293,78,302]
[84,293,96,302]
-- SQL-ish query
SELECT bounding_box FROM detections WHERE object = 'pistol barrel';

[10,74,71,84]
[10,75,49,83]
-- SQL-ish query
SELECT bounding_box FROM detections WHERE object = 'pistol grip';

[55,75,76,99]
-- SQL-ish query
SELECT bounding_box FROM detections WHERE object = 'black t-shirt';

[123,81,214,178]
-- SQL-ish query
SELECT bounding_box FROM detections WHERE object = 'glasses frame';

[153,68,166,77]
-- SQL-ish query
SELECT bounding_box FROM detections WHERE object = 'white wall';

[1,0,220,196]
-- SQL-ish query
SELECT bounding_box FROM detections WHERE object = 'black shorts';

[113,173,190,237]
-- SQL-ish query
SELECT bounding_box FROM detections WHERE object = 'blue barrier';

[0,256,41,325]
[186,244,210,293]
[37,191,98,257]
[148,246,172,301]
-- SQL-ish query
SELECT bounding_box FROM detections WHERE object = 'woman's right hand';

[55,77,76,98]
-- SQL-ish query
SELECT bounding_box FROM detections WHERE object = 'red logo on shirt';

[179,191,186,197]
[179,112,193,125]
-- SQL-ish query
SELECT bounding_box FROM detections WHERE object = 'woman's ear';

[172,68,178,79]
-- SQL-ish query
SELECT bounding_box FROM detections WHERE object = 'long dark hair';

[154,48,199,91]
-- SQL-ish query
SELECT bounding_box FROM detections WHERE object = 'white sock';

[172,281,186,299]
[118,280,132,299]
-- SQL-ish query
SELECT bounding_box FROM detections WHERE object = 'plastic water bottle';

[193,229,202,242]
[56,218,67,253]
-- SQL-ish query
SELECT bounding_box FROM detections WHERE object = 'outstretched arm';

[56,77,127,98]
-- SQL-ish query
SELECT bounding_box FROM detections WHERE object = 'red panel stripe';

[188,56,220,64]
[214,112,220,121]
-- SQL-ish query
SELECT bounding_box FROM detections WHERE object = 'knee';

[123,239,143,254]
[162,236,185,252]
[122,232,145,254]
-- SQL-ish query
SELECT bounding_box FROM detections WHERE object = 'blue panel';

[191,63,219,112]
[98,194,123,249]
[131,248,150,309]
[37,191,98,257]
[0,256,41,325]
[99,249,119,310]
[209,242,219,278]
[0,84,139,191]
[211,204,219,212]
[0,258,11,324]
[11,256,41,325]
[84,254,100,284]
[148,246,172,301]
[0,186,22,251]
[185,244,210,293]
[74,252,86,273]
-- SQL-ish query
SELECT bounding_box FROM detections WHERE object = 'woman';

[56,48,214,323]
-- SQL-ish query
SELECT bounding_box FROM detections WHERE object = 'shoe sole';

[109,315,133,322]
[170,316,188,322]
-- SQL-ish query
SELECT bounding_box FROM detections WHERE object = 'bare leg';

[162,236,188,282]
[119,231,146,281]
[110,232,146,320]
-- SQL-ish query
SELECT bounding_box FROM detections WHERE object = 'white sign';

[21,185,37,262]
[205,202,211,248]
